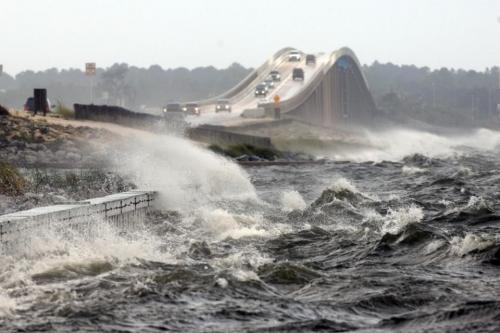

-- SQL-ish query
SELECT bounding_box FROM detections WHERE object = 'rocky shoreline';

[0,112,135,215]
[0,113,117,168]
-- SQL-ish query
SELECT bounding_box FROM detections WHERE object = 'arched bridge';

[189,47,377,128]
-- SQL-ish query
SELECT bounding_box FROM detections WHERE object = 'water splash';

[451,234,495,256]
[198,208,268,240]
[280,190,307,212]
[112,134,259,212]
[282,127,500,162]
[381,205,424,235]
[402,165,426,175]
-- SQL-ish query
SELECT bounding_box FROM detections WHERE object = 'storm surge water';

[2,128,500,332]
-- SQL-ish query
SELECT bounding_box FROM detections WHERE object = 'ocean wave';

[381,205,424,235]
[450,234,496,256]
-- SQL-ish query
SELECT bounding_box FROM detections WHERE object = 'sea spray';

[280,190,307,212]
[199,208,268,240]
[279,126,500,162]
[112,134,259,211]
[402,165,426,175]
[451,234,495,256]
[381,205,424,235]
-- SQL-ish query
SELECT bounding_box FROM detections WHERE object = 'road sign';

[85,62,96,75]
[85,63,96,103]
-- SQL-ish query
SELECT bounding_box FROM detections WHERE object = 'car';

[24,97,35,112]
[288,51,302,62]
[24,97,53,114]
[255,84,268,96]
[163,103,182,114]
[215,99,231,112]
[269,70,281,81]
[263,78,275,90]
[292,68,305,81]
[183,103,201,115]
[306,54,316,65]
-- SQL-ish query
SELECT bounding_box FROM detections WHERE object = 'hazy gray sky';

[2,0,499,75]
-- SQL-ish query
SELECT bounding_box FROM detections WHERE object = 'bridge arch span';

[264,47,377,127]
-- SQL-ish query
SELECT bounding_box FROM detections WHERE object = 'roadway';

[186,51,329,127]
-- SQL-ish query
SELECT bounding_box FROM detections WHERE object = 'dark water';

[2,134,500,332]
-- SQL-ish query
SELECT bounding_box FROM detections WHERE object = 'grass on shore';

[28,169,135,195]
[0,162,27,196]
[55,102,75,119]
[0,162,135,199]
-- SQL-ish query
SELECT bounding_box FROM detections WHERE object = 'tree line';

[0,63,251,112]
[363,62,500,127]
[0,61,499,127]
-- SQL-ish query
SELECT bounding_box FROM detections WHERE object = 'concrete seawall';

[187,125,273,148]
[73,104,187,134]
[0,190,156,251]
[74,104,164,130]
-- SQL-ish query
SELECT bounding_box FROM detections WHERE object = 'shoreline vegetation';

[0,109,115,169]
[0,109,134,214]
[209,143,282,161]
[0,163,136,215]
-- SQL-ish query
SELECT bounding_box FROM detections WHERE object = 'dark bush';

[0,104,9,116]
[209,143,281,160]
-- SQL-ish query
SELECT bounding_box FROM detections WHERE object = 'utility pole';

[489,88,492,116]
[85,63,96,104]
[432,82,436,108]
[471,93,476,121]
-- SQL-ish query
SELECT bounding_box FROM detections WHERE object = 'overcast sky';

[2,0,499,75]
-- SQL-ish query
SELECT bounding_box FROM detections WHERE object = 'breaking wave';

[112,134,259,211]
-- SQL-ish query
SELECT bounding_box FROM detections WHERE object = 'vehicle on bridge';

[288,51,302,62]
[263,78,275,90]
[163,103,182,114]
[182,103,201,116]
[269,70,281,81]
[215,99,231,112]
[292,68,305,81]
[306,54,316,65]
[254,83,268,97]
